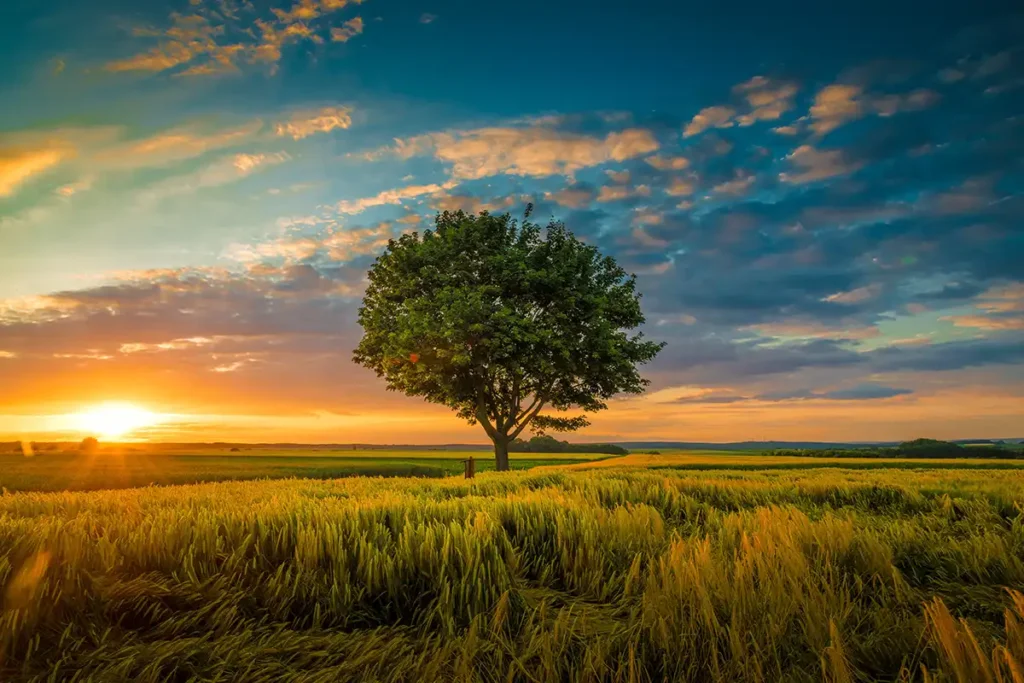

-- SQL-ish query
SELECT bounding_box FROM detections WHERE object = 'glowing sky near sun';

[1,1,1023,442]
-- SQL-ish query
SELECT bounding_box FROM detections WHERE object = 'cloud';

[683,106,735,137]
[106,0,366,77]
[544,186,596,208]
[732,76,799,125]
[274,106,353,139]
[336,180,456,214]
[0,146,68,197]
[681,76,799,137]
[135,152,289,204]
[431,193,517,214]
[757,384,912,401]
[354,122,661,180]
[747,322,880,341]
[808,82,940,135]
[823,285,881,304]
[873,337,1024,372]
[711,171,755,196]
[809,84,864,135]
[871,89,941,117]
[666,177,696,196]
[645,155,689,171]
[0,119,268,206]
[643,155,692,172]
[330,17,364,42]
[436,126,660,179]
[105,13,221,73]
[924,178,997,215]
[420,13,437,23]
[941,51,1014,83]
[596,184,651,202]
[780,145,864,183]
[105,121,264,167]
[938,284,1024,330]
[941,315,1024,330]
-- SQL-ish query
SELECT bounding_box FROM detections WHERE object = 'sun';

[75,402,159,439]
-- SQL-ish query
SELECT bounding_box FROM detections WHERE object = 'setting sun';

[74,403,160,439]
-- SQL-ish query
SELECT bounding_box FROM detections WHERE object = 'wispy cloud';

[780,145,863,183]
[330,17,364,42]
[106,0,366,77]
[683,106,735,137]
[358,122,659,179]
[0,146,68,197]
[336,180,457,214]
[274,106,353,139]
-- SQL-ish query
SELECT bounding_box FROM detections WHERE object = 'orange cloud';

[645,155,689,171]
[431,193,517,214]
[544,187,595,208]
[733,76,799,125]
[809,84,863,135]
[665,177,696,196]
[106,0,366,77]
[0,146,67,197]
[336,180,457,214]
[109,121,263,167]
[597,184,651,202]
[941,315,1024,330]
[431,126,659,179]
[330,17,363,42]
[274,106,353,139]
[781,145,864,184]
[809,82,940,135]
[711,171,755,196]
[823,284,881,304]
[683,105,735,137]
[747,321,880,341]
[360,123,659,180]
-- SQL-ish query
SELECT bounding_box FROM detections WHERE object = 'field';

[0,449,610,493]
[2,460,1023,682]
[547,450,1024,472]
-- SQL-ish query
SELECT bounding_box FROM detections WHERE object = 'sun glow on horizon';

[74,403,161,439]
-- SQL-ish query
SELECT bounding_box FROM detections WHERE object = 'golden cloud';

[336,180,457,214]
[106,0,366,77]
[682,105,736,137]
[0,146,68,197]
[274,106,353,139]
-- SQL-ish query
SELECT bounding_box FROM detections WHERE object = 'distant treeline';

[509,435,628,455]
[769,438,1024,460]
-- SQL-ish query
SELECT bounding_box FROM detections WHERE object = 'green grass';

[0,451,608,492]
[1,466,1023,681]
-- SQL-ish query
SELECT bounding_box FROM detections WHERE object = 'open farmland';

[543,450,1024,472]
[0,449,610,493]
[2,465,1023,682]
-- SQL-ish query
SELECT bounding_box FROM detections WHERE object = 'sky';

[1,0,1023,443]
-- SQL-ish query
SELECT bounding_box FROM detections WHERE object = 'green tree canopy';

[353,209,663,470]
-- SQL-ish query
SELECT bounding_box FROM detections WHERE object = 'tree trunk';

[493,437,510,472]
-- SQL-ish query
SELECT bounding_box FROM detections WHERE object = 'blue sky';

[1,0,1023,442]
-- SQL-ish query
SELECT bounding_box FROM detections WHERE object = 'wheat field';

[1,466,1023,682]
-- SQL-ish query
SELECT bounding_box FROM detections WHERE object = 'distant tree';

[79,437,99,454]
[508,435,628,455]
[353,209,663,471]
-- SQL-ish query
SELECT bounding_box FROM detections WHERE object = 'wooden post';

[464,456,476,479]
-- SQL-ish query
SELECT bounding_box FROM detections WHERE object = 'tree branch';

[475,390,499,441]
[510,399,546,440]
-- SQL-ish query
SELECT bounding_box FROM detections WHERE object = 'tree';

[353,209,663,471]
[79,437,99,454]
